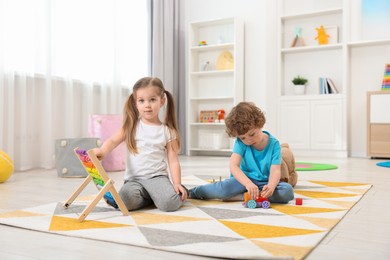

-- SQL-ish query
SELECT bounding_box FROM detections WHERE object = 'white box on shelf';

[198,129,229,149]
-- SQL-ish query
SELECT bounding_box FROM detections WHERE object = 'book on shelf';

[319,77,339,94]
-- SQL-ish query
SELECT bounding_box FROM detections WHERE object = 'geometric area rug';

[0,175,371,260]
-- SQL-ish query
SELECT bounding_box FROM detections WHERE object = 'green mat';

[296,162,338,171]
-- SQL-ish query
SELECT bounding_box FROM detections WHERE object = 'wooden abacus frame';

[63,148,129,222]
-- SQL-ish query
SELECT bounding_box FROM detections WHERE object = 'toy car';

[242,192,270,209]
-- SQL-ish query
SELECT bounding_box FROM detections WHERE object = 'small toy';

[290,26,306,47]
[198,40,207,46]
[381,63,390,90]
[208,176,223,183]
[201,61,210,71]
[242,192,270,209]
[315,25,329,45]
[218,109,225,122]
[296,198,303,205]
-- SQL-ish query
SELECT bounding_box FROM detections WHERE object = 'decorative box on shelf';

[198,129,229,150]
[199,109,225,123]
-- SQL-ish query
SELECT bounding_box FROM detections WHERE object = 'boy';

[189,102,294,203]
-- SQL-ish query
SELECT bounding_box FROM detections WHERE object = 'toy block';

[296,198,303,205]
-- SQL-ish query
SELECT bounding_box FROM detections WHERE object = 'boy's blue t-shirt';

[232,131,282,181]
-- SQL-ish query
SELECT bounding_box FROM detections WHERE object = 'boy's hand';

[245,182,259,200]
[261,184,275,198]
[174,183,188,201]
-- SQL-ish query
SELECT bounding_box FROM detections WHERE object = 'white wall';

[184,0,279,134]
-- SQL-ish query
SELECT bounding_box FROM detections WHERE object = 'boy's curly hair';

[225,102,266,137]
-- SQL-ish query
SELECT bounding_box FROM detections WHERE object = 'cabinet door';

[310,100,342,150]
[279,100,310,149]
[370,94,390,123]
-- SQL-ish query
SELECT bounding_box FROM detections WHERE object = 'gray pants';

[119,175,183,212]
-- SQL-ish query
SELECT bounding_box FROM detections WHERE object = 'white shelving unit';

[277,0,390,158]
[277,0,347,157]
[186,17,244,156]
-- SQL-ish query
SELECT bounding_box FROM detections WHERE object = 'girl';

[93,77,187,212]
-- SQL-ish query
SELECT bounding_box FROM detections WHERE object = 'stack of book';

[319,77,339,94]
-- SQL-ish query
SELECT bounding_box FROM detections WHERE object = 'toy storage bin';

[198,129,229,149]
[88,114,125,172]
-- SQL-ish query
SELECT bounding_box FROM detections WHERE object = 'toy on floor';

[242,192,270,209]
[63,148,129,222]
[295,198,303,205]
[0,150,14,183]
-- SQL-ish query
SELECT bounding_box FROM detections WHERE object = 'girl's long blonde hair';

[123,77,181,154]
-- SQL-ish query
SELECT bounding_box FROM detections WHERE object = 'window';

[1,0,148,84]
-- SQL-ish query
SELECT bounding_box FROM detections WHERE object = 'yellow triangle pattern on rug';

[0,177,371,260]
[319,199,356,209]
[309,180,369,187]
[0,210,47,218]
[294,216,340,229]
[294,190,358,199]
[219,220,323,238]
[271,204,344,215]
[49,215,131,231]
[252,240,313,260]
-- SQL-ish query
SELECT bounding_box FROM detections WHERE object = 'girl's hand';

[245,182,259,200]
[261,184,275,198]
[174,183,188,201]
[91,148,104,160]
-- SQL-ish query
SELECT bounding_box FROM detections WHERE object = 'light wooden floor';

[1,155,390,260]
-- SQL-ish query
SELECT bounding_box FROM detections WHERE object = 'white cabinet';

[277,0,347,157]
[279,95,346,157]
[186,17,244,156]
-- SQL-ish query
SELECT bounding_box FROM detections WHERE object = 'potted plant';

[292,75,308,95]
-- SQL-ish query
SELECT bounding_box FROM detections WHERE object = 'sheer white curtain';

[0,0,148,170]
[149,0,186,153]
